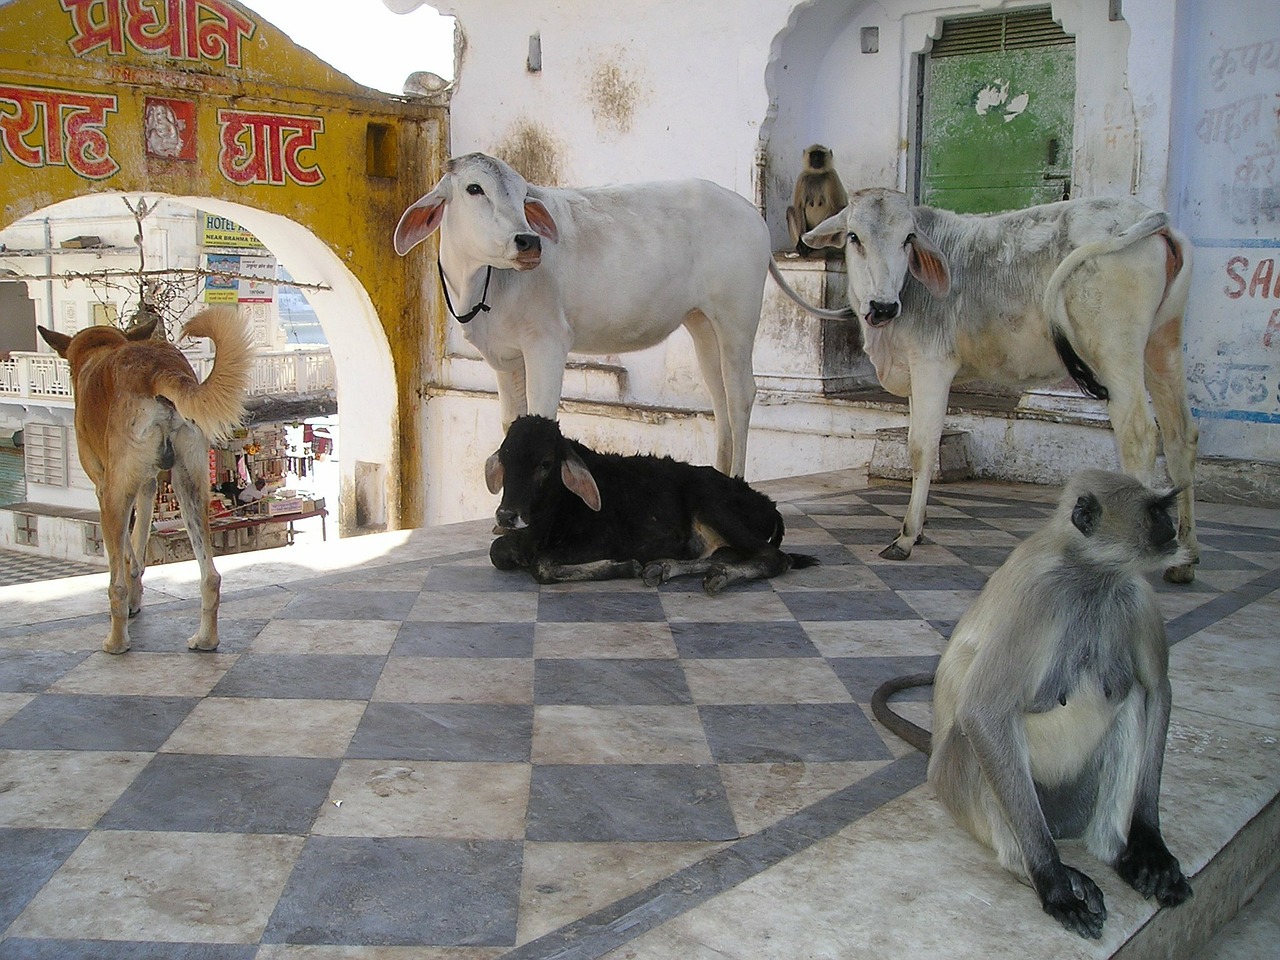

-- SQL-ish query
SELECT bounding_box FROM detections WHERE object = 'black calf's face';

[485,416,603,531]
[486,419,557,531]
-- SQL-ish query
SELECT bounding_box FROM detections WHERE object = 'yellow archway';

[0,0,448,531]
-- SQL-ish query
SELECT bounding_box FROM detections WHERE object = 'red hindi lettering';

[124,0,184,57]
[217,109,324,186]
[0,85,118,180]
[192,0,255,68]
[61,0,127,57]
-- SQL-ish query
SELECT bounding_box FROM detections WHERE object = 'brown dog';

[37,309,253,654]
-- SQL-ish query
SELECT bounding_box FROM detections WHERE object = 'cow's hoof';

[187,633,219,652]
[703,569,730,595]
[641,561,668,587]
[879,541,912,561]
[103,638,130,655]
[1163,563,1195,585]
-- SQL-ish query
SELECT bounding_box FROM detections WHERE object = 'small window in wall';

[91,301,119,326]
[366,123,398,179]
[83,521,104,557]
[23,423,69,486]
[14,512,37,547]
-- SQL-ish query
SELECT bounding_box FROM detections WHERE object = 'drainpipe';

[42,219,54,333]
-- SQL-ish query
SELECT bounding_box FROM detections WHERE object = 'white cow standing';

[774,188,1199,582]
[394,153,771,477]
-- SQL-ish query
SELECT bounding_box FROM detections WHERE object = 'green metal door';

[918,7,1074,213]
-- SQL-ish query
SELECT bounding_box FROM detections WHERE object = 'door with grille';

[917,6,1075,213]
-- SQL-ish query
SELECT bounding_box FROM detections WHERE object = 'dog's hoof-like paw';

[641,562,669,587]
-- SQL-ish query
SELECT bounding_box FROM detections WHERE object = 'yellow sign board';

[200,212,264,249]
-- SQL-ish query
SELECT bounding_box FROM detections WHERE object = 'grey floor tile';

[210,654,385,700]
[526,764,738,842]
[669,621,819,659]
[537,591,667,623]
[99,754,341,834]
[276,590,419,621]
[698,703,895,763]
[778,589,920,621]
[0,695,196,751]
[263,836,522,946]
[391,620,535,657]
[534,658,692,705]
[347,702,532,761]
[0,650,91,693]
[0,827,86,931]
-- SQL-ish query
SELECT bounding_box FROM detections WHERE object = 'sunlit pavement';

[0,469,1275,960]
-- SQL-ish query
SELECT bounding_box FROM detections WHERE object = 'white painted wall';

[386,0,1278,526]
[1169,0,1280,463]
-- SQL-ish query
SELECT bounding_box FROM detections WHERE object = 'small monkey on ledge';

[785,144,847,257]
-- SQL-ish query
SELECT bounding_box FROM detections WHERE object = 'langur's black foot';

[1037,864,1106,940]
[1116,827,1193,907]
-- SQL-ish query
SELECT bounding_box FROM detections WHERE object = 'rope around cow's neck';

[437,259,493,323]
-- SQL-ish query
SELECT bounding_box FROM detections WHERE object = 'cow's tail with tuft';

[154,307,255,441]
[1042,211,1173,402]
[772,510,821,570]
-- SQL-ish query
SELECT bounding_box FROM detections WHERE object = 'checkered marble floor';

[0,548,102,588]
[0,471,1277,960]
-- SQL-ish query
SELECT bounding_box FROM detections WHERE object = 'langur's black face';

[1147,491,1179,551]
[808,148,830,169]
[1069,477,1182,560]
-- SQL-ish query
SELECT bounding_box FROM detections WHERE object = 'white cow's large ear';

[561,451,601,511]
[907,230,951,298]
[801,210,848,251]
[524,198,559,242]
[484,452,504,494]
[394,188,447,255]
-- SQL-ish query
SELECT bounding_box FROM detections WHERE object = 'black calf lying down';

[485,416,818,594]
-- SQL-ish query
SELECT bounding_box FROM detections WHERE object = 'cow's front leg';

[532,557,643,583]
[881,362,956,561]
[494,368,528,431]
[520,331,571,420]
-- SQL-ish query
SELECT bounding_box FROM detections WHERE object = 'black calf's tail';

[1052,328,1109,401]
[787,553,821,570]
[870,672,936,754]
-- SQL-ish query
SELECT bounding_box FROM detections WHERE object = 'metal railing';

[0,347,335,404]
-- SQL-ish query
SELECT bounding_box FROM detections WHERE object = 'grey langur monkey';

[785,144,848,257]
[926,470,1193,939]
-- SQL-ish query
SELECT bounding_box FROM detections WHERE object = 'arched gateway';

[0,0,449,533]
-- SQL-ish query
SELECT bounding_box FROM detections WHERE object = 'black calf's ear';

[484,452,504,494]
[1071,493,1101,536]
[561,450,601,511]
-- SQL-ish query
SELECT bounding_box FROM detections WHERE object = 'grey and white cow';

[771,189,1199,582]
[395,153,771,477]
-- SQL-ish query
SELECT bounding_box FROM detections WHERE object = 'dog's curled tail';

[157,307,254,441]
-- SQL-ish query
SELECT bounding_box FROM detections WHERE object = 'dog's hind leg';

[98,485,135,654]
[127,477,158,615]
[170,441,220,651]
